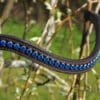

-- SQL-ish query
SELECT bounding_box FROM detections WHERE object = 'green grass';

[0,19,100,100]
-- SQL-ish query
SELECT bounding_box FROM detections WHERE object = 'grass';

[0,18,100,100]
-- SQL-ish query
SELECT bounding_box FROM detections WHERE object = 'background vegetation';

[0,0,100,100]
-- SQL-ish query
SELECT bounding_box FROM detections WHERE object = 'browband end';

[84,10,97,22]
[84,10,91,21]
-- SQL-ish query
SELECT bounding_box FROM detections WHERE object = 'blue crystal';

[38,54,44,61]
[85,64,90,69]
[54,60,60,67]
[49,58,55,66]
[13,43,20,50]
[0,40,6,47]
[93,59,96,64]
[91,61,95,66]
[74,65,79,70]
[20,46,26,53]
[70,65,75,70]
[43,56,50,63]
[60,63,65,69]
[79,65,84,70]
[32,51,39,58]
[65,64,70,70]
[87,64,91,69]
[7,41,13,48]
[26,48,32,55]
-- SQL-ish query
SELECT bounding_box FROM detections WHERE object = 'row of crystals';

[0,39,97,71]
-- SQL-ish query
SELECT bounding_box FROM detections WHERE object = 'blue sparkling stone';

[7,41,13,48]
[38,54,44,61]
[49,58,55,66]
[20,46,26,53]
[0,40,6,47]
[86,64,90,69]
[59,63,65,69]
[70,65,75,70]
[75,65,79,70]
[82,64,87,70]
[54,60,60,67]
[13,43,20,50]
[71,65,78,70]
[32,51,39,58]
[93,59,96,63]
[87,63,91,67]
[43,56,50,63]
[65,64,70,70]
[92,61,95,66]
[79,65,84,70]
[26,48,32,55]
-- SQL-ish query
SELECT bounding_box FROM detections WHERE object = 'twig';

[19,65,33,100]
